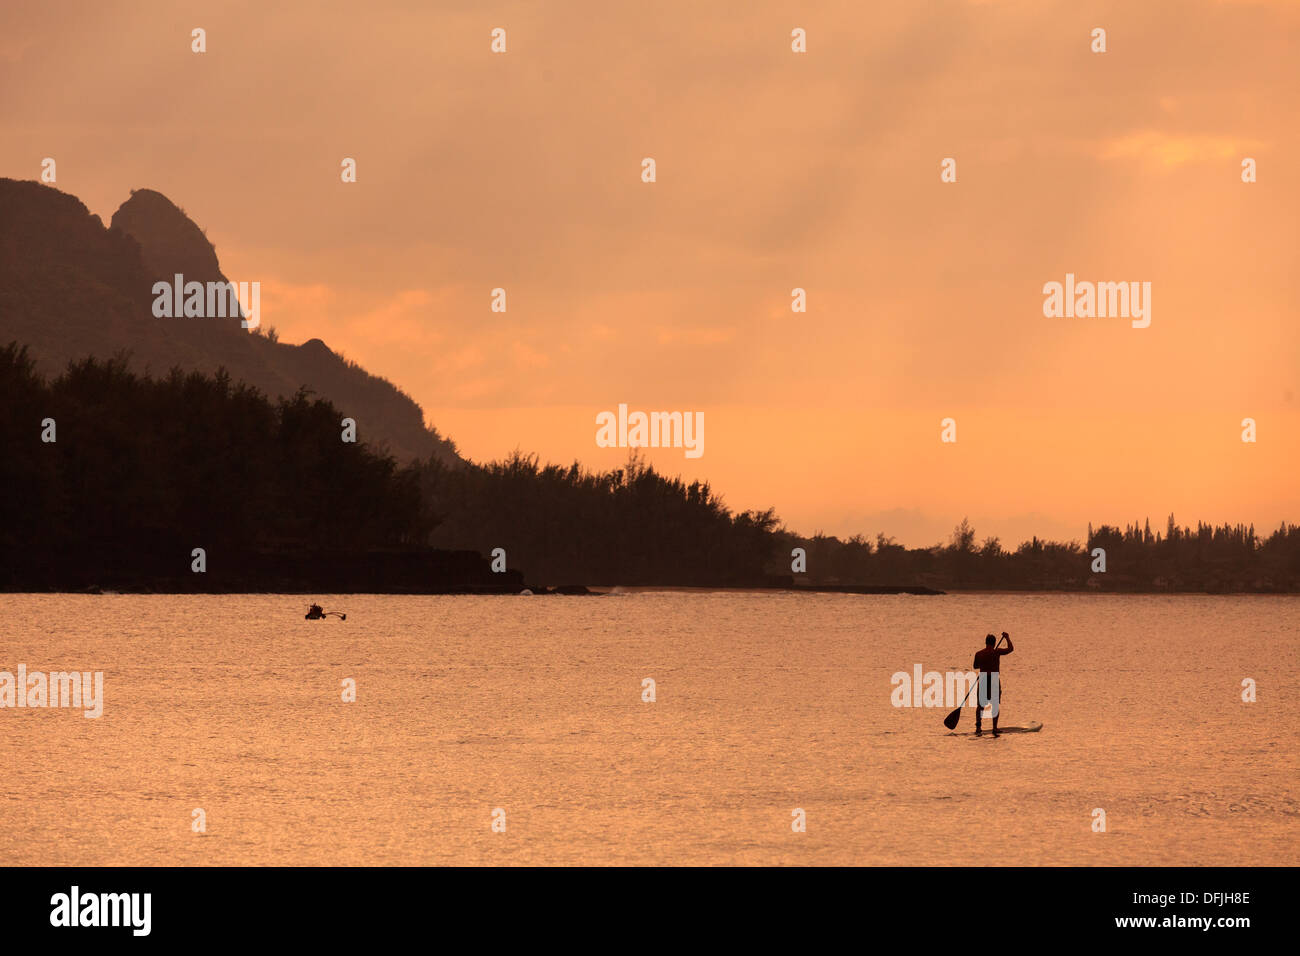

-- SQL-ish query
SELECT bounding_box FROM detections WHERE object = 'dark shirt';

[973,646,1011,672]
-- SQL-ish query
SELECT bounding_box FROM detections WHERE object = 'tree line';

[777,516,1300,592]
[417,451,781,586]
[3,344,1295,592]
[0,344,437,590]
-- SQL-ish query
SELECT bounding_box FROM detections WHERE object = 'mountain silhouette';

[110,188,227,288]
[0,178,457,465]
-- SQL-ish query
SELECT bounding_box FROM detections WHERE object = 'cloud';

[655,326,737,346]
[1,0,1292,537]
[512,342,550,369]
[1095,130,1266,168]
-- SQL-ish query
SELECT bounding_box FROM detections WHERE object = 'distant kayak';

[304,604,346,620]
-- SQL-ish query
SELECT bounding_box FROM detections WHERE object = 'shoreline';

[5,585,1296,596]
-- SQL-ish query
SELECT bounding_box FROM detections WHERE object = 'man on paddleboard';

[973,631,1013,737]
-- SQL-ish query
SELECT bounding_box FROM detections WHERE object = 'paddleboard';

[954,721,1042,735]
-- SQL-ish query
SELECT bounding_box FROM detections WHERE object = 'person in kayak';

[973,631,1013,736]
[306,603,325,620]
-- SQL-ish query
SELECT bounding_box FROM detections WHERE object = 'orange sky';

[3,0,1296,545]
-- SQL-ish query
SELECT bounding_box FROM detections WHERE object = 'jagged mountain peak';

[0,177,460,466]
[110,187,225,286]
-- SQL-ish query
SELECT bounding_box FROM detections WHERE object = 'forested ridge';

[419,451,781,586]
[3,345,1295,592]
[775,517,1300,593]
[0,344,502,592]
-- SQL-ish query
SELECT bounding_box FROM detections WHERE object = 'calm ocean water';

[2,592,1296,865]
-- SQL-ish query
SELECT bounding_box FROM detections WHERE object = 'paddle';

[943,634,1004,730]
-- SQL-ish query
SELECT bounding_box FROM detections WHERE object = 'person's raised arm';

[999,632,1014,654]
